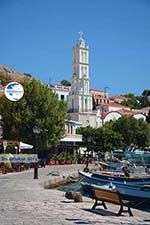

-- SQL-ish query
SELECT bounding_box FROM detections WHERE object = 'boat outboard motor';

[122,167,130,177]
[121,160,130,177]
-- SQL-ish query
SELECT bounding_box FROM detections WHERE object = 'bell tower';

[69,32,93,112]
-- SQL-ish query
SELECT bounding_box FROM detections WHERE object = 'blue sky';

[0,0,150,96]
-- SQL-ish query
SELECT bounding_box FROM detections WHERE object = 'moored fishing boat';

[79,170,150,187]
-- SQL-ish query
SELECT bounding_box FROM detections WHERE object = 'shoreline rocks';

[65,191,83,202]
[43,171,79,189]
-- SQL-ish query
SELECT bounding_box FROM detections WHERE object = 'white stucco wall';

[103,112,146,124]
[103,112,122,123]
[108,105,130,112]
[133,114,146,121]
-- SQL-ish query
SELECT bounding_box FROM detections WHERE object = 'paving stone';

[0,165,149,225]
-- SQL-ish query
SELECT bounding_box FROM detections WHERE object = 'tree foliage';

[77,116,150,152]
[146,110,150,123]
[60,80,71,86]
[121,93,141,109]
[0,78,68,148]
[111,116,150,148]
[77,125,123,152]
[141,89,150,107]
[120,90,150,109]
[23,73,32,78]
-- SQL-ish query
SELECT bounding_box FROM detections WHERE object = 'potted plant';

[78,155,85,164]
[48,153,56,166]
[57,152,66,164]
[66,153,74,164]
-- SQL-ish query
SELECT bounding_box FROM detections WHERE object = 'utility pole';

[104,87,109,102]
[101,87,109,126]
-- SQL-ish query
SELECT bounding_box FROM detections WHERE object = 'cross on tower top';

[78,31,83,40]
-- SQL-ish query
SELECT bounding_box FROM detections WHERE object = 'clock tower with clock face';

[69,32,93,113]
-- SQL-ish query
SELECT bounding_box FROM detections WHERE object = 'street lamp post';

[0,115,3,139]
[32,126,41,179]
[84,136,91,172]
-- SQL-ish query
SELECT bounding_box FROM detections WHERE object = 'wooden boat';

[79,170,150,187]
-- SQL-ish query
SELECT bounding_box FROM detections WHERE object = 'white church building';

[68,33,98,127]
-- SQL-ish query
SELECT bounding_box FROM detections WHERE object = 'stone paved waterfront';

[0,164,150,225]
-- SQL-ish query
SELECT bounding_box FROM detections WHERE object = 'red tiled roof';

[110,95,126,100]
[117,109,134,116]
[108,102,129,108]
[90,88,104,93]
[98,109,138,119]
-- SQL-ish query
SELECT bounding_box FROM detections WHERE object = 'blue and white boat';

[79,170,150,187]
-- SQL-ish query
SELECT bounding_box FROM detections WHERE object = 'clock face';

[4,81,24,101]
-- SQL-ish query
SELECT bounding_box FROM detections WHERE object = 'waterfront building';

[99,110,146,125]
[49,84,70,101]
[109,95,127,104]
[106,102,130,111]
[60,120,82,155]
[91,88,109,108]
[138,106,150,116]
